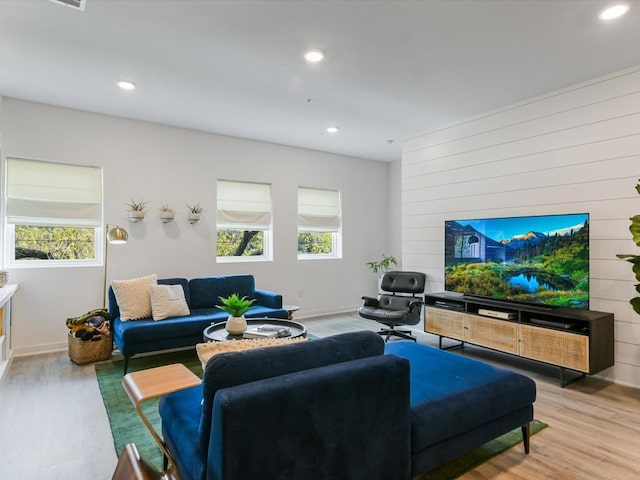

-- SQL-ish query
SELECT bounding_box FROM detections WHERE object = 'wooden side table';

[283,304,300,320]
[122,363,201,470]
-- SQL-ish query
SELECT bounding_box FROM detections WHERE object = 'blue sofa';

[158,331,536,480]
[108,274,288,373]
[160,331,412,480]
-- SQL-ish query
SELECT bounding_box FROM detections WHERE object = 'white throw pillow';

[111,274,158,321]
[150,284,190,321]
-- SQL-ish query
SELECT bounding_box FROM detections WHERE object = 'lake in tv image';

[444,213,589,309]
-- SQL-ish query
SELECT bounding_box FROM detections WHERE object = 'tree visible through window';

[216,180,272,261]
[217,230,263,257]
[5,158,102,266]
[297,232,333,255]
[14,226,96,260]
[297,187,341,258]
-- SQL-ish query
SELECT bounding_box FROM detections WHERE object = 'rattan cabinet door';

[519,324,589,372]
[465,314,519,354]
[425,307,465,340]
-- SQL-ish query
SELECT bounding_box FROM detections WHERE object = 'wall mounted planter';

[128,211,145,223]
[188,212,202,224]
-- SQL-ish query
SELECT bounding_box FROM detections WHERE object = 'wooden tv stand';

[424,292,614,387]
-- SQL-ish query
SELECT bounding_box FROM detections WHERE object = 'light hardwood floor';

[0,312,638,479]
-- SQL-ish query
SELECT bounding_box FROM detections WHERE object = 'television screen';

[444,213,590,309]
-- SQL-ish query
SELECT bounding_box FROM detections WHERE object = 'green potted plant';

[186,202,204,224]
[367,253,398,275]
[617,179,640,314]
[217,293,256,334]
[160,203,175,223]
[126,198,148,223]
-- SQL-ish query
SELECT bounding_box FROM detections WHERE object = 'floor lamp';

[103,225,128,308]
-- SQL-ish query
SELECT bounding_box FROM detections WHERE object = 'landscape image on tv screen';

[444,213,589,309]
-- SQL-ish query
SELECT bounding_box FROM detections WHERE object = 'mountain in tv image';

[444,214,589,309]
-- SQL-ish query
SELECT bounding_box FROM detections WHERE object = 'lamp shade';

[107,226,128,244]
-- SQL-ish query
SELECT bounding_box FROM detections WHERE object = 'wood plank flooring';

[0,312,638,479]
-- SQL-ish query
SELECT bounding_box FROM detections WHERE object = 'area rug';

[96,349,547,478]
[95,349,202,469]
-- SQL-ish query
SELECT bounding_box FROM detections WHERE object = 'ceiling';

[1,1,640,162]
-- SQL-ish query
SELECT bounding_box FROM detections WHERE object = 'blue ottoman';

[385,341,536,476]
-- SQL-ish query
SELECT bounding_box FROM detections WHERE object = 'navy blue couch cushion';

[209,355,411,480]
[189,275,257,310]
[159,385,204,480]
[199,331,384,452]
[113,309,225,345]
[385,341,536,453]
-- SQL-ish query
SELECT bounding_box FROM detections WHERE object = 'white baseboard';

[14,341,67,357]
[295,305,361,319]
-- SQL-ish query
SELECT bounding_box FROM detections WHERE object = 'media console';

[424,292,614,387]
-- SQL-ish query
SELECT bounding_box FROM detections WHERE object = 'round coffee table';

[203,318,307,342]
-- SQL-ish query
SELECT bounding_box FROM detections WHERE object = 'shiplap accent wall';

[402,66,640,388]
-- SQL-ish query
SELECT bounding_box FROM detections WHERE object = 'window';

[216,180,272,261]
[5,158,102,266]
[297,187,341,258]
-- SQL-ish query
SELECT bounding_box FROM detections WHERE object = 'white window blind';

[6,158,102,227]
[217,180,272,230]
[298,187,341,232]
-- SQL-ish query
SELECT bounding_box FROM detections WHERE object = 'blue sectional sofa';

[108,274,288,373]
[385,341,537,475]
[158,331,536,480]
[160,331,412,480]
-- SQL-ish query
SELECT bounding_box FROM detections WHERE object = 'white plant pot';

[160,212,175,223]
[225,315,247,335]
[128,211,145,223]
[188,212,202,224]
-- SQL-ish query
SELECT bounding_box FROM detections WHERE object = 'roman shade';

[217,180,271,230]
[6,157,102,227]
[298,187,341,232]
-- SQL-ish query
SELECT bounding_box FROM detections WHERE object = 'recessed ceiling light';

[326,126,339,133]
[304,49,325,63]
[117,80,136,91]
[599,4,630,20]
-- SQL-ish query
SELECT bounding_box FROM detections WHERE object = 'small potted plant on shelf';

[186,202,204,224]
[367,253,398,276]
[217,293,256,335]
[160,203,175,223]
[617,179,640,314]
[126,198,148,223]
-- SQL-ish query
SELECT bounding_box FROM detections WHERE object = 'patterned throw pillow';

[150,284,190,321]
[111,274,158,321]
[196,337,306,370]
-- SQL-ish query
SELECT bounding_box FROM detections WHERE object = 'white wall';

[1,98,392,355]
[402,65,640,388]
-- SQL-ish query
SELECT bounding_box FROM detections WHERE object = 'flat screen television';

[444,213,589,309]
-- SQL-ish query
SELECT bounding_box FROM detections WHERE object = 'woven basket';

[68,333,112,365]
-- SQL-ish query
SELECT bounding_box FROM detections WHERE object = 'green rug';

[96,350,547,478]
[96,349,203,469]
